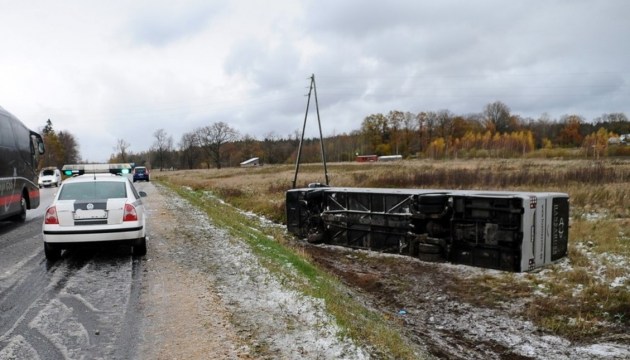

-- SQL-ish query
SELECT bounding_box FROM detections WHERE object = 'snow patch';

[0,335,39,360]
[165,187,370,359]
[29,299,90,360]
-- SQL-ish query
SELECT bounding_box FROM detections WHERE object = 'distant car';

[38,167,62,188]
[133,166,150,182]
[42,163,147,261]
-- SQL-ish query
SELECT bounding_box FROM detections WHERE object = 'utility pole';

[292,74,329,189]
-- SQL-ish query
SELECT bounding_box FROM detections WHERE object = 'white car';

[38,167,62,188]
[42,164,147,261]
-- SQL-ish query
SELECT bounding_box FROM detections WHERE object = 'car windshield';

[135,168,146,173]
[42,170,55,176]
[58,181,127,201]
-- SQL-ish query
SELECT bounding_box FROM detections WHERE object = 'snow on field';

[182,187,630,359]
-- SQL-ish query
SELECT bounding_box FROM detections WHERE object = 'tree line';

[40,101,630,171]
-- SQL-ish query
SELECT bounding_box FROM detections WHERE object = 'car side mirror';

[139,191,147,197]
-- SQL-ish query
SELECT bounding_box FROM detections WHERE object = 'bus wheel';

[14,195,27,223]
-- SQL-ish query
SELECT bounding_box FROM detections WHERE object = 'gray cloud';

[1,0,629,161]
[124,2,224,46]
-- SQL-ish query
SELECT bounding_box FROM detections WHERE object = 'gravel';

[138,182,369,359]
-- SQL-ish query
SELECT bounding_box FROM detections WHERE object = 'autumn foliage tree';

[582,128,612,159]
[39,119,80,168]
[360,113,389,155]
[105,101,630,169]
[556,115,584,147]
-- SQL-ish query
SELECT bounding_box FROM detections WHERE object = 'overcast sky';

[1,0,628,162]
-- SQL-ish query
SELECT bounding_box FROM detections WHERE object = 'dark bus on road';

[0,106,45,222]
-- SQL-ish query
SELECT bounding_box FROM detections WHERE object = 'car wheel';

[44,243,61,261]
[133,237,147,256]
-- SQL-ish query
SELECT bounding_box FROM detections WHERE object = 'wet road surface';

[0,187,144,359]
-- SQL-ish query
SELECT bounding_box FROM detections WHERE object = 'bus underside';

[286,186,569,272]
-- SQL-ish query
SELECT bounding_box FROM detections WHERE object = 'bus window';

[31,131,45,155]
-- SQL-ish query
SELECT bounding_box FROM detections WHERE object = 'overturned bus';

[286,186,569,272]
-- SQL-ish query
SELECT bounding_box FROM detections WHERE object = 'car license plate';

[74,209,108,219]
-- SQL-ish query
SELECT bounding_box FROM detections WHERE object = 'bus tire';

[417,243,441,254]
[14,195,27,223]
[418,252,443,262]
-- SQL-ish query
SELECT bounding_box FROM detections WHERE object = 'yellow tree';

[460,131,477,153]
[521,131,535,154]
[481,131,493,150]
[582,128,612,159]
[427,137,446,159]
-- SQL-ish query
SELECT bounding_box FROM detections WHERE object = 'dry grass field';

[157,158,630,223]
[155,158,630,344]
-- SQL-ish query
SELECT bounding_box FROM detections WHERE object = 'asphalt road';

[0,186,144,359]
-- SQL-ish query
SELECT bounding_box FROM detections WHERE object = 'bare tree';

[436,110,454,140]
[484,101,512,133]
[196,122,238,169]
[419,111,438,151]
[114,138,131,162]
[152,128,173,170]
[179,131,198,169]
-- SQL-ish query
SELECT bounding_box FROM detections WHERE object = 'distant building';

[377,155,402,162]
[356,155,378,162]
[609,134,630,145]
[608,137,621,145]
[240,157,260,167]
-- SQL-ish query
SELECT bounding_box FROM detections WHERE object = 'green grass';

[163,181,426,360]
